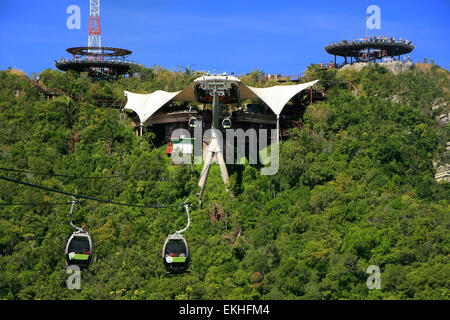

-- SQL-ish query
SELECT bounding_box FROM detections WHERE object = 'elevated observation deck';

[325,37,415,65]
[55,46,137,79]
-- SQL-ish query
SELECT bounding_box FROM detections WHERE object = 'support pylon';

[198,91,230,205]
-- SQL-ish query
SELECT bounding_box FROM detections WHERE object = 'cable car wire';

[0,146,211,210]
[0,202,69,206]
[0,167,128,180]
[0,174,179,209]
[0,167,140,202]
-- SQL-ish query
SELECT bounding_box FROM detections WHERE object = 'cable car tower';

[193,75,241,204]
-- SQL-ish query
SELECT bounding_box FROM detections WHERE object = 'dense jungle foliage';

[0,62,448,300]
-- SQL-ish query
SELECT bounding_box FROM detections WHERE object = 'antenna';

[88,0,102,56]
[365,0,370,40]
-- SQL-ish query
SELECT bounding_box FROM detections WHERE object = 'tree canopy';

[0,62,448,300]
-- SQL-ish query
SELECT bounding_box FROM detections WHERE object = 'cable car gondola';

[166,140,174,157]
[162,234,190,273]
[188,107,198,129]
[162,204,191,274]
[222,110,232,129]
[65,231,93,270]
[188,117,198,129]
[222,118,232,129]
[65,199,93,270]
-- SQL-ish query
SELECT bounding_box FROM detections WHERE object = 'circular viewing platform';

[66,47,132,57]
[325,37,415,64]
[55,46,136,79]
[55,59,137,74]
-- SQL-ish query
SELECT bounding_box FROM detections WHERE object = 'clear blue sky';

[0,0,449,76]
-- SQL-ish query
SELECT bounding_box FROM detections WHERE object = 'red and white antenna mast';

[88,0,102,56]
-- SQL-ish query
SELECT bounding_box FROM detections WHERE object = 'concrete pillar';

[212,91,220,130]
[276,115,280,144]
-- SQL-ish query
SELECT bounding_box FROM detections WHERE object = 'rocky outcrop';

[436,112,450,125]
[435,163,450,182]
[433,96,450,182]
[434,142,450,182]
[340,61,414,75]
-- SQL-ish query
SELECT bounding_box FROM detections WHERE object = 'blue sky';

[0,0,449,75]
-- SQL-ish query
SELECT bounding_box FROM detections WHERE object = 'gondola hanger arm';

[68,198,84,233]
[174,203,190,236]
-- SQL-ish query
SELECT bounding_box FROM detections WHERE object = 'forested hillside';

[0,62,448,300]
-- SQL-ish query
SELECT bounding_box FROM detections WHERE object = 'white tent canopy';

[124,78,319,124]
[124,90,182,124]
[244,80,319,116]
